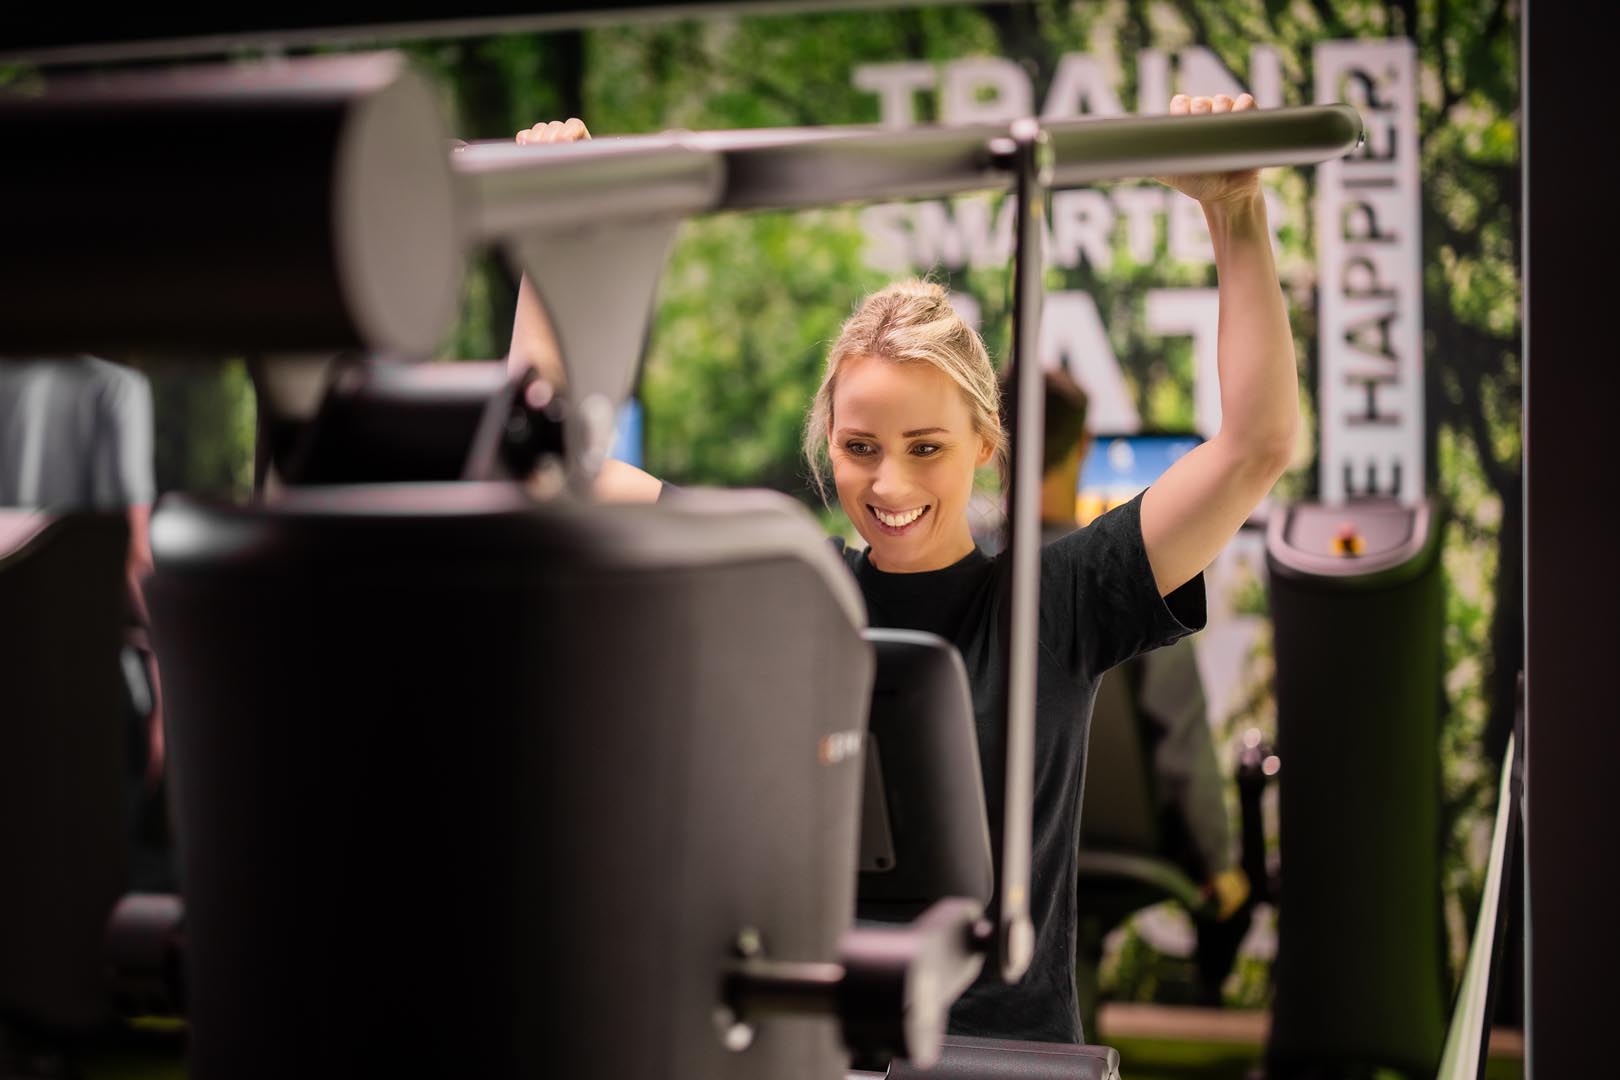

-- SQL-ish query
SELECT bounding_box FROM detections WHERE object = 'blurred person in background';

[1,355,172,892]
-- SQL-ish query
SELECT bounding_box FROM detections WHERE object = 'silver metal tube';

[694,123,1011,209]
[1043,103,1364,186]
[989,118,1048,985]
[456,138,725,242]
[452,104,1364,225]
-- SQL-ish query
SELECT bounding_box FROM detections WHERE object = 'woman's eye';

[910,443,941,457]
[845,441,875,457]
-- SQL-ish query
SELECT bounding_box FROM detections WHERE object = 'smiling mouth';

[868,504,931,535]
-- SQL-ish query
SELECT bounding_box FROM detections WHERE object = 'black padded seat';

[849,1035,1121,1079]
[146,484,871,1080]
[0,510,129,1032]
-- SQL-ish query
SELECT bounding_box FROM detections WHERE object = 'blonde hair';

[803,279,1005,501]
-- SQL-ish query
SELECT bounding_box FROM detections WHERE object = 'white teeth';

[873,506,925,528]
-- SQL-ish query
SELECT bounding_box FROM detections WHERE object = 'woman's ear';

[976,432,997,468]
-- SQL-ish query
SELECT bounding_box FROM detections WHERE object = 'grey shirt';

[0,357,155,509]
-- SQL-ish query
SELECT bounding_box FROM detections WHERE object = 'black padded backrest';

[273,359,545,485]
[856,629,993,922]
[1077,667,1160,854]
[148,484,871,1080]
[0,510,129,1030]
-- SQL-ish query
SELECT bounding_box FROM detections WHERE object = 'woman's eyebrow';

[834,426,948,438]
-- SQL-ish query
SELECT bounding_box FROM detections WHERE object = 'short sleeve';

[1038,490,1206,680]
[91,362,155,508]
[826,535,863,575]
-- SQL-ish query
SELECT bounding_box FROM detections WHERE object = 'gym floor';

[1098,1005,1526,1080]
[62,1008,1525,1080]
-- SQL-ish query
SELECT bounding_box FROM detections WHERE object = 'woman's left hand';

[1157,93,1262,207]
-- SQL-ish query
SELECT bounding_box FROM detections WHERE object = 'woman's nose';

[870,456,907,500]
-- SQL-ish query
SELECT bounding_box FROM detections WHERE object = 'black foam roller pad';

[0,52,462,355]
[886,1036,1121,1079]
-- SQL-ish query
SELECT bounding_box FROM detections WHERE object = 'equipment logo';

[819,730,864,766]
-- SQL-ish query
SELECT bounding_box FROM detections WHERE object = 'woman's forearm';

[595,458,664,502]
[508,275,567,386]
[1205,191,1298,468]
[1138,190,1299,594]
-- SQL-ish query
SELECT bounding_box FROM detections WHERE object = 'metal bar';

[456,140,725,241]
[452,105,1363,222]
[453,123,1010,231]
[726,959,846,1017]
[986,118,1047,985]
[1043,104,1363,186]
[695,123,1011,209]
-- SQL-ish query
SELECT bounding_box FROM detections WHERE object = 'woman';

[515,93,1296,1043]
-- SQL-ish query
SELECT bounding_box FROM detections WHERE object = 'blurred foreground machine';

[148,482,880,1079]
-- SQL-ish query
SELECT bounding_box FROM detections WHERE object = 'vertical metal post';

[987,117,1051,983]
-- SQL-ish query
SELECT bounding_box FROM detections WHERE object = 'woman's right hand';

[516,118,591,145]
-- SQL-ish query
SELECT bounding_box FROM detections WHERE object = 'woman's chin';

[867,534,938,571]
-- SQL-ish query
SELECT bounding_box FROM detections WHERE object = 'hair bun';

[880,278,948,302]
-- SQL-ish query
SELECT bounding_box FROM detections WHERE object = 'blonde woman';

[514,93,1294,1043]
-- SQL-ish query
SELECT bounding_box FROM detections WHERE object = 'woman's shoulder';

[827,534,864,573]
[1035,492,1159,605]
[1041,492,1148,561]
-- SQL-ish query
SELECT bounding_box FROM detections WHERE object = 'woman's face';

[828,353,993,573]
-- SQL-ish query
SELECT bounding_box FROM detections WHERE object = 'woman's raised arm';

[504,118,664,503]
[1139,93,1299,596]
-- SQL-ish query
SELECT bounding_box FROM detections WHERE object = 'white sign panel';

[1314,39,1424,504]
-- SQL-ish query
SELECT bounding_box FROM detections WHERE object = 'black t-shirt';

[833,491,1206,1043]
